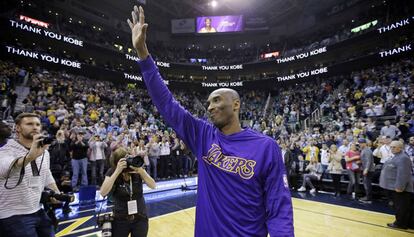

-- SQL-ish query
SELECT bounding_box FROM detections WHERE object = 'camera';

[97,213,114,227]
[39,135,54,147]
[126,156,144,169]
[97,213,114,237]
[40,189,74,204]
[40,189,74,231]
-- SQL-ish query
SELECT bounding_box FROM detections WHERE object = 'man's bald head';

[209,88,240,102]
[207,88,241,130]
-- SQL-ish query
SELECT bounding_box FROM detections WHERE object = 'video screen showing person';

[196,15,243,33]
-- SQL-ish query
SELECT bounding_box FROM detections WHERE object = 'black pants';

[392,191,412,228]
[112,218,148,237]
[159,155,169,178]
[362,172,373,199]
[331,174,341,195]
[288,172,298,190]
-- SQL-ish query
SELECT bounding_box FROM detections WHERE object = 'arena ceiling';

[74,0,341,26]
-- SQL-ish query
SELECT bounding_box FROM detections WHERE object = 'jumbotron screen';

[196,15,243,33]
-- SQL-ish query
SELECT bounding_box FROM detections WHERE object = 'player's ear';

[233,99,240,112]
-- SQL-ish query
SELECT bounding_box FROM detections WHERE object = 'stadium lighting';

[211,1,217,8]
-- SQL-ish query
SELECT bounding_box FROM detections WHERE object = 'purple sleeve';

[265,142,294,236]
[137,56,210,153]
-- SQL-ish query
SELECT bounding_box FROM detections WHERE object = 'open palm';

[127,6,149,59]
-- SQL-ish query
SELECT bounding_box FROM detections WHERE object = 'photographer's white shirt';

[0,139,55,219]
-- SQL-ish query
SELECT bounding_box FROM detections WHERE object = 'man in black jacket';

[69,131,89,189]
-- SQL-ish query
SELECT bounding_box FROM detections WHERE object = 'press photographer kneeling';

[100,147,156,237]
[0,113,64,237]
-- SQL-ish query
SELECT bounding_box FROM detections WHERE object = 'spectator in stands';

[179,140,191,177]
[88,135,107,185]
[302,139,319,164]
[345,143,361,198]
[159,136,171,179]
[380,120,401,140]
[320,143,330,178]
[49,130,70,179]
[397,118,411,141]
[135,139,149,171]
[297,158,323,194]
[373,136,393,164]
[338,138,350,158]
[281,143,293,186]
[327,144,343,197]
[0,120,11,147]
[170,133,181,178]
[70,131,89,189]
[405,136,414,169]
[147,136,160,179]
[7,89,17,115]
[380,141,413,229]
[359,138,375,203]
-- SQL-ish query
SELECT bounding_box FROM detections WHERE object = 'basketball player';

[127,6,294,236]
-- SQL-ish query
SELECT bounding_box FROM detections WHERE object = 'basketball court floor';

[55,177,414,237]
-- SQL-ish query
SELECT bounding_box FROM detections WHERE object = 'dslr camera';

[126,155,144,169]
[40,189,75,230]
[97,213,114,237]
[40,189,74,204]
[39,134,54,147]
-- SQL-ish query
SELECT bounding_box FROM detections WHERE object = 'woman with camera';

[100,147,156,237]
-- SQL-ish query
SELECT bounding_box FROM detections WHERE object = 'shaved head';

[207,88,241,131]
[210,88,240,101]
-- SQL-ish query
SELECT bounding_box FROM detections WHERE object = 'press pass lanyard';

[127,176,138,215]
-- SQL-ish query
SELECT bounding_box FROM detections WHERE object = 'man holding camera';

[0,113,61,237]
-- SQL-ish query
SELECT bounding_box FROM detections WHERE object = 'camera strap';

[4,152,29,189]
[30,152,45,176]
[126,176,138,215]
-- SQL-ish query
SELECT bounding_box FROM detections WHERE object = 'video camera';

[126,155,144,169]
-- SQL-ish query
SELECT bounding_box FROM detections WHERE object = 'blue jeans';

[181,155,190,176]
[90,160,105,185]
[71,158,88,187]
[148,157,158,179]
[0,209,54,237]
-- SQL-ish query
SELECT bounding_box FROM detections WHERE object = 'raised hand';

[127,6,149,59]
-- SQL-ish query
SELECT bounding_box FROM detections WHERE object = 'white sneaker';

[310,188,316,194]
[297,186,306,192]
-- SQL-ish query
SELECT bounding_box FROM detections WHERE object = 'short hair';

[15,113,40,125]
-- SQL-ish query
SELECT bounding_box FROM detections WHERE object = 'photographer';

[100,147,156,237]
[0,120,12,147]
[0,113,61,237]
